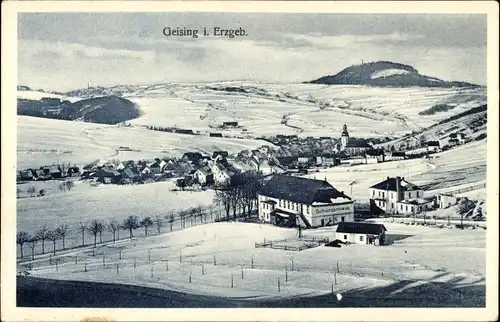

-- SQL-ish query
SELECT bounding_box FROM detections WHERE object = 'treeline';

[144,125,196,135]
[213,171,263,220]
[16,205,218,260]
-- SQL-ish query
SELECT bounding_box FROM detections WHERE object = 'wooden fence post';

[116,264,119,275]
[166,260,169,271]
[334,271,337,285]
[278,276,280,292]
[103,256,106,267]
[285,266,288,282]
[231,274,234,288]
[134,258,136,269]
[56,260,58,272]
[202,264,205,275]
[148,250,151,262]
[151,267,154,278]
[119,250,122,260]
[241,269,244,279]
[213,255,216,266]
[251,257,254,269]
[84,263,87,272]
[337,261,339,273]
[75,255,78,264]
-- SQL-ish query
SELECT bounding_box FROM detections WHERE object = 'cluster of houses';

[75,147,288,187]
[17,165,81,182]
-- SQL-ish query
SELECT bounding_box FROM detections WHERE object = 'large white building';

[369,176,432,215]
[258,175,354,228]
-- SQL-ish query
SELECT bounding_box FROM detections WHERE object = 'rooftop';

[370,176,420,192]
[336,222,387,235]
[260,175,350,205]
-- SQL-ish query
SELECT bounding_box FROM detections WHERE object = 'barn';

[335,222,387,246]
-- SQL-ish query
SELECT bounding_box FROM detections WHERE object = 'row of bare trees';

[16,224,69,260]
[17,206,217,260]
[213,171,262,220]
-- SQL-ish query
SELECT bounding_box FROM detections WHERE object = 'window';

[372,190,375,196]
[391,193,394,199]
[416,191,419,198]
[405,205,408,211]
[307,205,310,214]
[409,192,412,198]
[287,201,290,209]
[382,192,385,198]
[341,216,345,222]
[344,235,347,240]
[360,236,364,242]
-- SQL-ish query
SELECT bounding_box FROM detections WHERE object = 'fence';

[444,183,486,196]
[254,237,329,251]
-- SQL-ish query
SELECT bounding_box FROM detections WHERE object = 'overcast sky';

[18,13,486,91]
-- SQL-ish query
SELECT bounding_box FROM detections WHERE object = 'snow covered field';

[20,221,485,306]
[117,82,485,138]
[16,180,216,254]
[17,116,270,168]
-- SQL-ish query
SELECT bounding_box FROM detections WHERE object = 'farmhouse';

[436,193,458,209]
[385,151,406,161]
[365,149,385,163]
[212,151,229,159]
[120,167,140,183]
[194,166,214,186]
[258,175,354,228]
[426,141,441,152]
[209,132,223,138]
[96,167,121,184]
[222,121,238,128]
[335,222,387,246]
[19,169,34,181]
[369,176,427,214]
[182,152,204,164]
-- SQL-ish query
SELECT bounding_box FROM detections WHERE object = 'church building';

[337,124,373,156]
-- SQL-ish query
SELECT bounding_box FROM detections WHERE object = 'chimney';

[396,176,401,201]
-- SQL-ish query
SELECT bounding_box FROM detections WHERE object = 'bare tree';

[193,205,204,224]
[78,222,86,247]
[16,231,29,258]
[97,221,105,243]
[140,216,154,237]
[154,215,164,235]
[36,226,50,254]
[178,210,187,229]
[87,220,104,247]
[65,180,75,191]
[56,224,69,250]
[46,230,61,255]
[214,187,232,219]
[166,212,175,231]
[27,236,38,260]
[108,220,120,243]
[27,186,36,197]
[121,215,140,239]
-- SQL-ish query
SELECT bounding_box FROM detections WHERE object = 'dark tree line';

[213,171,262,220]
[16,206,216,260]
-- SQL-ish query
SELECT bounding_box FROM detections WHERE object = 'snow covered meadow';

[20,220,485,306]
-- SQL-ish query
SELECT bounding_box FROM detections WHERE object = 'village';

[16,122,485,263]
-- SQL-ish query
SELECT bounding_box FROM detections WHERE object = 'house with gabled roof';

[336,222,387,246]
[369,176,431,214]
[258,175,354,228]
[96,166,121,184]
[194,166,214,186]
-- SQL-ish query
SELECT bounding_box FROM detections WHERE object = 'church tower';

[340,124,349,150]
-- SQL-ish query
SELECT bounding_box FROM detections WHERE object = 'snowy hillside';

[21,221,485,306]
[17,115,271,168]
[17,90,81,103]
[57,81,485,139]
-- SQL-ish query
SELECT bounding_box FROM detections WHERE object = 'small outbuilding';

[335,222,387,246]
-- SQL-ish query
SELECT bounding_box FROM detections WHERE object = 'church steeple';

[341,124,349,136]
[340,124,349,150]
